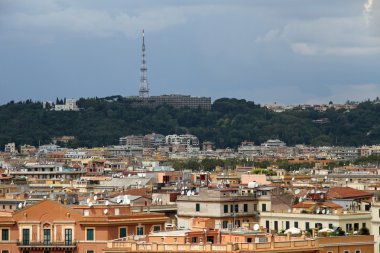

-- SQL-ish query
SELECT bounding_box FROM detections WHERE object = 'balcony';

[17,241,76,251]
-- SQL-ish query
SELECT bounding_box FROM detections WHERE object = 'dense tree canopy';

[1,97,380,149]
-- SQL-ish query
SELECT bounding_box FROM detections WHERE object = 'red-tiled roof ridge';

[327,187,373,199]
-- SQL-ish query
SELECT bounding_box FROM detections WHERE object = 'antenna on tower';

[139,29,149,98]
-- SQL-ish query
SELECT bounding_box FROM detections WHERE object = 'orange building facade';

[0,199,168,253]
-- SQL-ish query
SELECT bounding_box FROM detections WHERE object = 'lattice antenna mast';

[139,29,149,98]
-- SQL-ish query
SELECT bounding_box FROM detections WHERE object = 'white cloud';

[290,43,318,55]
[255,29,280,43]
[0,3,190,42]
[256,5,380,57]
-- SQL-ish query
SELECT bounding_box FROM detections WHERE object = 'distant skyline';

[0,0,379,105]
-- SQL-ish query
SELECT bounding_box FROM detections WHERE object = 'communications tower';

[139,29,149,98]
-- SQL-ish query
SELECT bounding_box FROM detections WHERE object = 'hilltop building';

[54,98,79,111]
[128,30,211,110]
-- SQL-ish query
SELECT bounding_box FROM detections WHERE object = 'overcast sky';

[1,0,379,105]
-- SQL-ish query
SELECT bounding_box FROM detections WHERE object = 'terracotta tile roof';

[327,187,373,199]
[292,202,315,208]
[321,202,342,208]
[292,201,342,209]
[124,187,151,197]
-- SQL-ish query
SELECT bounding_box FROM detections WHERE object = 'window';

[224,205,228,213]
[235,220,241,228]
[230,205,233,212]
[43,229,51,245]
[362,223,366,228]
[343,251,350,253]
[244,204,248,212]
[234,204,239,213]
[285,221,290,229]
[64,251,72,253]
[355,250,361,253]
[265,220,270,231]
[315,223,322,229]
[192,237,197,243]
[327,251,333,253]
[274,221,278,231]
[119,227,127,237]
[137,226,144,235]
[222,221,228,229]
[354,223,359,231]
[2,251,9,253]
[43,251,50,253]
[294,221,298,228]
[262,204,267,212]
[86,228,94,241]
[153,226,161,232]
[207,236,214,243]
[115,208,120,215]
[1,229,9,241]
[65,229,72,245]
[22,229,30,245]
[87,251,94,253]
[253,204,257,211]
[305,222,310,230]
[196,203,200,212]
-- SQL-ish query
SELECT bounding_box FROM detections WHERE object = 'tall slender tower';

[139,29,149,98]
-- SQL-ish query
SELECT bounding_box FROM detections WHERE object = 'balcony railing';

[17,241,76,250]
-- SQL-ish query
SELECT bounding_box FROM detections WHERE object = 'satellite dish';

[326,210,330,214]
[181,191,184,195]
[316,208,320,213]
[294,189,301,195]
[18,203,23,209]
[322,209,326,214]
[86,198,90,203]
[253,224,260,231]
[191,191,195,196]
[105,200,109,206]
[311,189,315,194]
[299,197,303,202]
[187,191,191,196]
[125,199,131,204]
[288,209,291,213]
[88,202,93,207]
[292,177,295,181]
[94,195,98,201]
[50,185,53,188]
[104,209,109,214]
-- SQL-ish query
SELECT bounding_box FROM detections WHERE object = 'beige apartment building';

[176,187,259,230]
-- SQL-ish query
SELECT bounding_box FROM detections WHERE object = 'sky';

[0,0,380,105]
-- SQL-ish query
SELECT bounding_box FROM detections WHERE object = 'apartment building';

[176,187,259,230]
[0,199,168,253]
[9,162,85,181]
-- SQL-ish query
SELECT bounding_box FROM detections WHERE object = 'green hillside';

[1,97,380,149]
